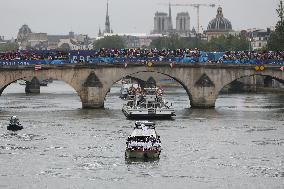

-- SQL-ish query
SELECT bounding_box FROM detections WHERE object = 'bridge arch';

[216,73,284,97]
[0,70,83,103]
[102,70,193,107]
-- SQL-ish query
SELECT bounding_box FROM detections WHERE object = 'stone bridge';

[0,62,283,109]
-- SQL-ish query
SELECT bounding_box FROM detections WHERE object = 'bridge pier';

[190,90,217,108]
[189,73,218,108]
[80,87,105,109]
[25,77,40,94]
[190,97,216,109]
[80,72,105,109]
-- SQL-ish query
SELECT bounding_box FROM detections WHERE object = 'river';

[0,81,283,189]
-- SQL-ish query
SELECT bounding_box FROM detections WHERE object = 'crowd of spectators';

[0,49,284,63]
[219,51,284,62]
[87,48,201,59]
[0,51,68,61]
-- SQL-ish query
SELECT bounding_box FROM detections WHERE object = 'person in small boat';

[10,116,20,125]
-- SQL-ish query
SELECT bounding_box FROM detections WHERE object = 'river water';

[0,81,283,189]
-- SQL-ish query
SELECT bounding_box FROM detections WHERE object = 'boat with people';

[39,79,49,86]
[125,121,161,159]
[119,79,138,99]
[122,87,175,119]
[18,79,49,86]
[18,80,26,85]
[7,116,23,131]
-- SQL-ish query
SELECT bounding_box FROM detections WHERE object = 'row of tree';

[93,34,251,52]
[149,34,250,51]
[0,42,19,52]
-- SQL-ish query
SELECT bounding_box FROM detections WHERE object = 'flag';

[34,65,42,71]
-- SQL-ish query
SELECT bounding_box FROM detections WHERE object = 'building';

[151,4,191,37]
[17,25,93,50]
[152,12,172,35]
[17,24,32,42]
[248,28,273,50]
[205,7,233,41]
[27,33,48,50]
[176,12,191,37]
[0,36,6,44]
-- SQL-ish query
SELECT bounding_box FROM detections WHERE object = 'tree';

[150,34,187,49]
[205,35,249,51]
[0,42,19,52]
[94,35,125,49]
[150,34,248,51]
[186,36,208,50]
[268,0,284,50]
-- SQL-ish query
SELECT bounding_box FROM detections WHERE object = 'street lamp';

[249,38,252,51]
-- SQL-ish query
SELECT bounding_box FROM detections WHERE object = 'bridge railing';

[1,51,284,66]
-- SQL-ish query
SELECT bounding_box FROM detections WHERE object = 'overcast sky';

[0,0,280,38]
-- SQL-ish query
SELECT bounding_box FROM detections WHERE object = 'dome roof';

[19,24,32,35]
[17,24,32,40]
[207,7,232,32]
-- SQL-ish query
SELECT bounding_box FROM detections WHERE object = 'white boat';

[125,121,161,159]
[18,79,48,86]
[39,79,48,86]
[122,87,175,119]
[18,80,26,85]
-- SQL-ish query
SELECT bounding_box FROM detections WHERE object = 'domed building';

[17,24,32,41]
[205,7,233,41]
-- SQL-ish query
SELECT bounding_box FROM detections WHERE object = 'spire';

[169,2,172,18]
[168,2,173,30]
[107,0,109,16]
[98,27,102,37]
[104,0,111,33]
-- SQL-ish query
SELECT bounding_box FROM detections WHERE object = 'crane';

[161,3,216,34]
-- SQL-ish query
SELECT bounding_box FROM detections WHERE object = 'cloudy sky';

[0,0,280,38]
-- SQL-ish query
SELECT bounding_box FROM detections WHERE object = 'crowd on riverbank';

[0,49,284,64]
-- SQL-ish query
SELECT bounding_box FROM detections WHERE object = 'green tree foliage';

[186,37,208,50]
[150,34,208,50]
[150,34,249,51]
[150,34,187,49]
[0,42,19,52]
[268,0,284,50]
[205,35,249,52]
[94,35,125,49]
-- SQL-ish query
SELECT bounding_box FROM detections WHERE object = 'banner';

[0,60,67,66]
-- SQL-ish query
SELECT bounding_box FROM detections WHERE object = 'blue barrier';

[1,51,284,66]
[0,59,67,66]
